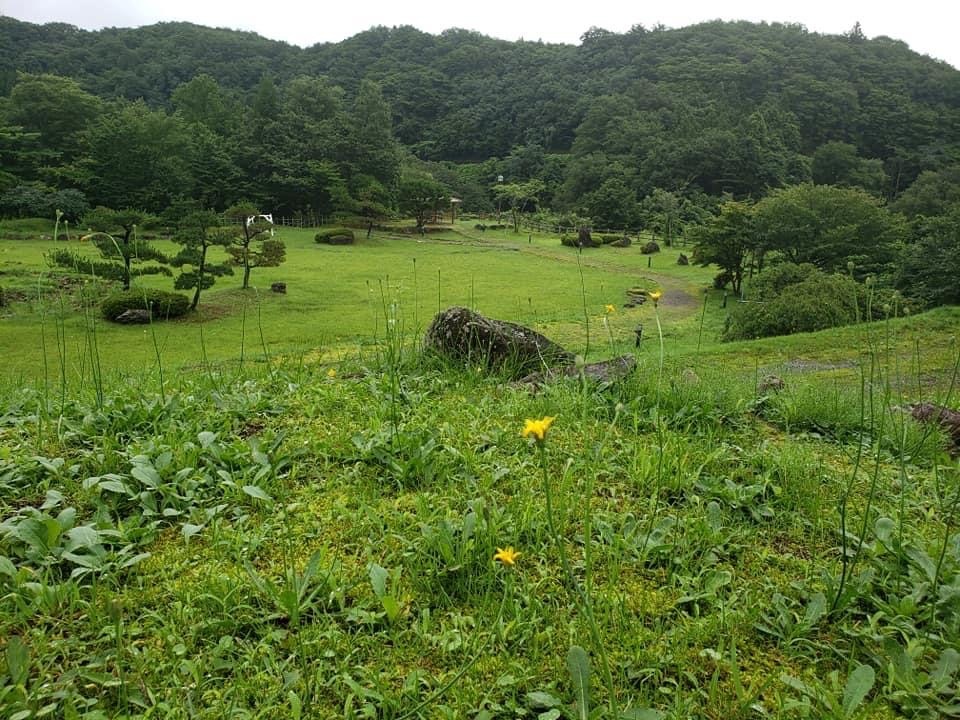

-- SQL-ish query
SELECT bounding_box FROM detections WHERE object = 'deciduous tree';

[753,183,905,278]
[689,200,757,294]
[399,174,447,229]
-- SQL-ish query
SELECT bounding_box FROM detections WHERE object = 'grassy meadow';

[0,220,717,385]
[2,217,960,719]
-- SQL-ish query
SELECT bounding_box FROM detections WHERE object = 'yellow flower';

[521,416,555,442]
[326,367,337,378]
[647,290,663,306]
[494,546,521,566]
[604,304,617,314]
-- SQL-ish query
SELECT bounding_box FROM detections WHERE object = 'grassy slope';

[2,218,960,718]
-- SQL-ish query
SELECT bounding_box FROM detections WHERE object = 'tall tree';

[897,205,960,307]
[6,73,102,166]
[399,173,448,229]
[171,73,234,133]
[689,200,757,294]
[892,166,960,219]
[811,141,886,195]
[491,180,545,232]
[347,79,400,190]
[81,101,192,212]
[753,183,905,277]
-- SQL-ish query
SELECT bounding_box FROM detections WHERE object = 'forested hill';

[2,15,959,169]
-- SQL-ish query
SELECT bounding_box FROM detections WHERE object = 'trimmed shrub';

[314,227,355,245]
[101,289,190,322]
[723,263,901,340]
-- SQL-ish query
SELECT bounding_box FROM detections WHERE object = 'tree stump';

[424,306,574,377]
[577,227,597,248]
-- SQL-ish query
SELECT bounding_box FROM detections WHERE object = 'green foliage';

[398,172,447,228]
[492,180,545,232]
[897,205,960,307]
[100,288,191,321]
[171,73,234,132]
[167,207,235,309]
[5,72,102,167]
[753,183,906,277]
[223,203,286,288]
[81,206,168,290]
[0,182,88,220]
[893,166,960,219]
[690,200,757,294]
[811,141,887,195]
[582,177,637,229]
[313,227,355,244]
[81,101,193,212]
[723,263,896,340]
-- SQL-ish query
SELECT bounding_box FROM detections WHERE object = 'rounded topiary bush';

[641,240,660,254]
[101,289,191,322]
[315,227,355,245]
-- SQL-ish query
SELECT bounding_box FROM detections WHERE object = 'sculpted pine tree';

[169,209,234,310]
[223,203,286,289]
[49,206,171,290]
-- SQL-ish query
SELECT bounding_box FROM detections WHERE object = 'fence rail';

[517,218,689,246]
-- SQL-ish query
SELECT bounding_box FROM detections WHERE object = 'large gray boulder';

[424,306,575,377]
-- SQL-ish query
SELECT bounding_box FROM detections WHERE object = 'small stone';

[114,309,152,324]
[758,374,785,394]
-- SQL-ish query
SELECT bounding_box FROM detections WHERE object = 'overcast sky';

[3,0,958,69]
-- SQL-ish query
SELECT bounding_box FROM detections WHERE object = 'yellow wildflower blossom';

[521,416,555,442]
[604,304,617,314]
[326,367,337,378]
[647,290,663,306]
[494,547,521,566]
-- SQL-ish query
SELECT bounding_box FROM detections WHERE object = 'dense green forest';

[2,15,960,313]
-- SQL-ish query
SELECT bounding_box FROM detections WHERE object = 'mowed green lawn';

[1,221,721,385]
